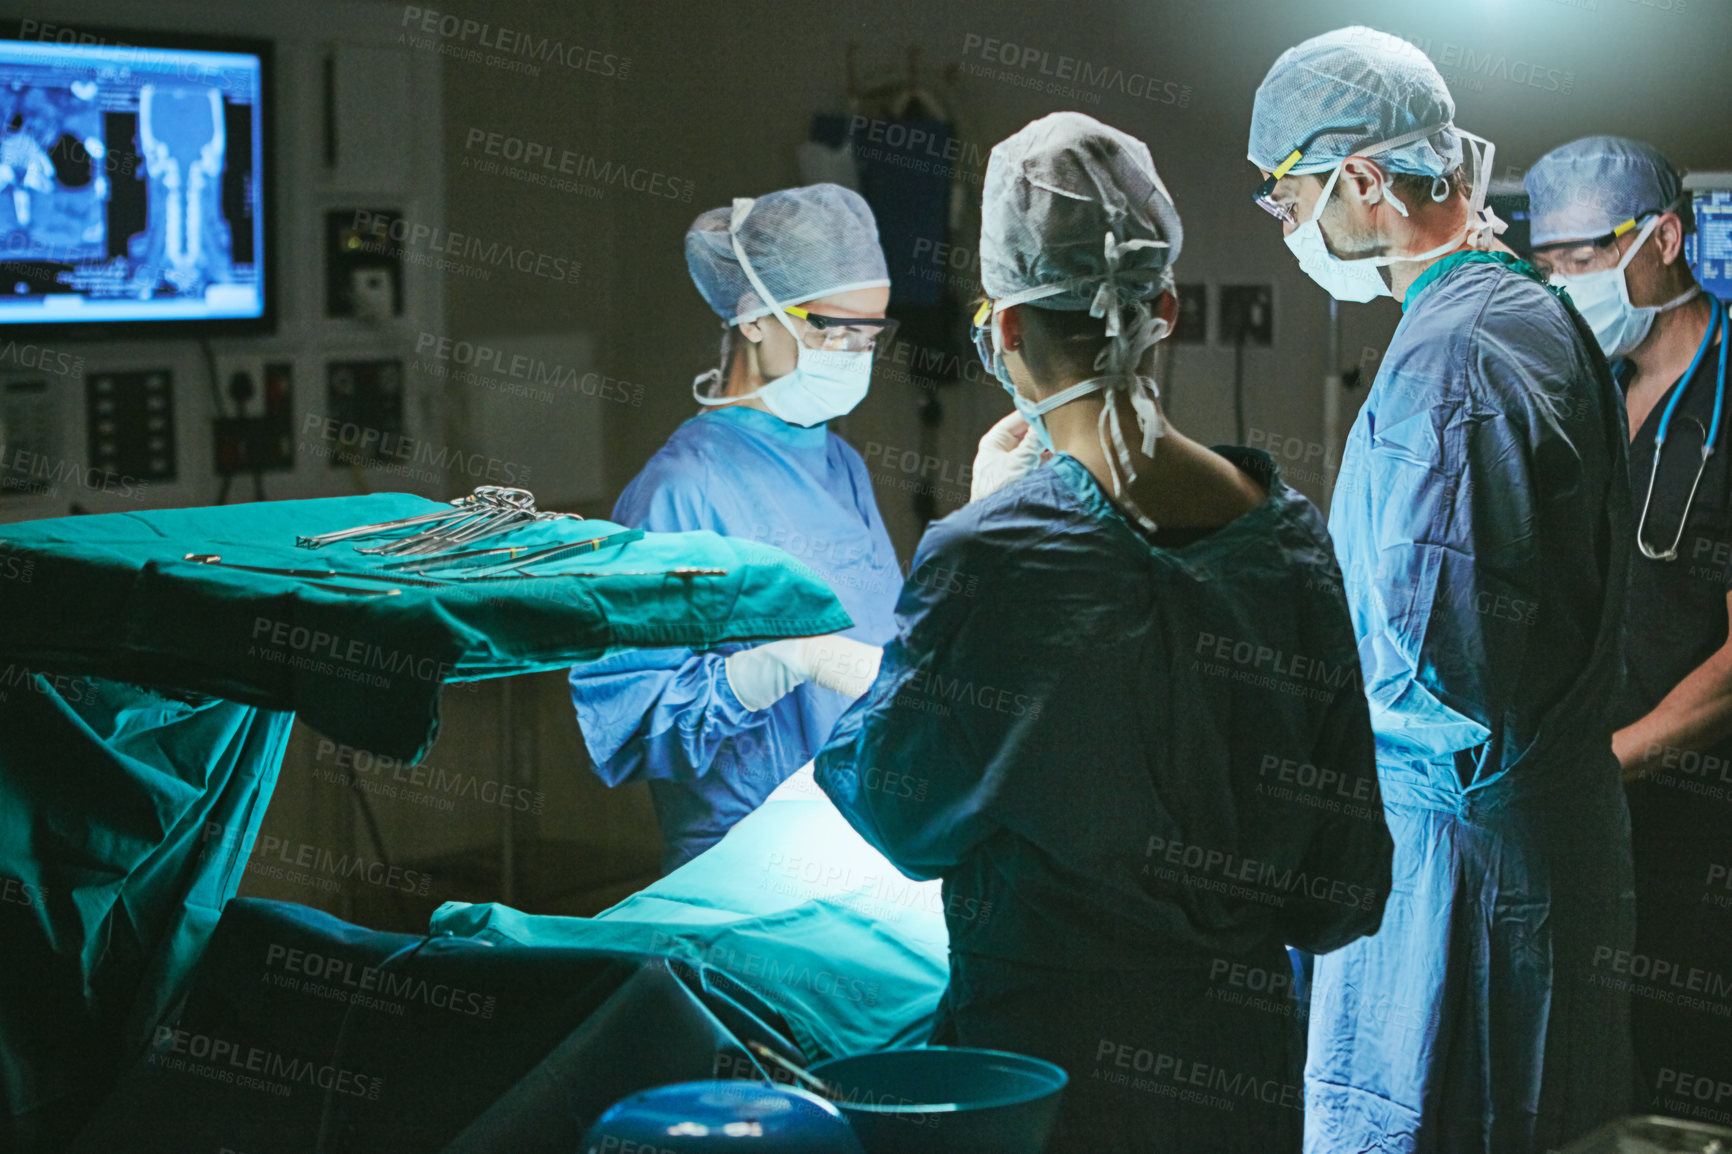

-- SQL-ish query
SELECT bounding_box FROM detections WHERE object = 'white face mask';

[1284,124,1497,303]
[691,318,874,426]
[1551,216,1703,359]
[751,338,873,427]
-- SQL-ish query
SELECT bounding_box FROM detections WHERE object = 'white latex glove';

[801,634,883,699]
[970,410,1045,502]
[725,635,884,711]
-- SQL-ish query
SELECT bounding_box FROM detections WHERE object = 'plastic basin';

[809,1046,1067,1154]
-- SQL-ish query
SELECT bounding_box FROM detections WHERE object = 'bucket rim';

[809,1046,1070,1115]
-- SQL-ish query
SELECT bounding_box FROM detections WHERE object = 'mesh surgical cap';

[1248,26,1462,178]
[1524,136,1685,247]
[684,183,890,325]
[980,111,1182,312]
[979,112,1181,535]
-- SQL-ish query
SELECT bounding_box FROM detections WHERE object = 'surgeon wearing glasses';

[568,185,901,873]
[1250,28,1637,1153]
[1526,137,1732,1123]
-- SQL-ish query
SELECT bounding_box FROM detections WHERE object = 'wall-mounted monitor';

[0,28,272,337]
[1687,186,1732,304]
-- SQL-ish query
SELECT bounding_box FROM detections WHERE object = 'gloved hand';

[725,635,884,711]
[802,634,883,698]
[971,411,1045,502]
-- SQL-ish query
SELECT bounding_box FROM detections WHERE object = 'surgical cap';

[1248,26,1461,178]
[684,183,890,325]
[1524,136,1686,247]
[979,111,1182,312]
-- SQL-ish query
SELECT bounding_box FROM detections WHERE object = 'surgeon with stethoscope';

[1527,136,1732,1125]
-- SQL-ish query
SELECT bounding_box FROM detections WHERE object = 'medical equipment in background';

[809,44,979,527]
[1323,296,1343,511]
[1486,176,1535,262]
[1634,298,1728,560]
[582,1082,864,1154]
[0,35,273,337]
[1558,1116,1732,1152]
[1220,285,1273,444]
[1684,172,1732,303]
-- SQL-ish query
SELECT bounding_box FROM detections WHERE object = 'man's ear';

[1654,211,1688,266]
[738,318,764,344]
[1337,157,1385,205]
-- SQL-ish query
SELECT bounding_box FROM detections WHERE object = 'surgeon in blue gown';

[818,112,1393,1154]
[1248,29,1637,1154]
[569,184,902,873]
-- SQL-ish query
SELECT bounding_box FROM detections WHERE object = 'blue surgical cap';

[1524,136,1686,247]
[684,183,890,324]
[980,111,1182,311]
[1248,26,1462,178]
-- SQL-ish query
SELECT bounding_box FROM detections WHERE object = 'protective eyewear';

[1253,148,1305,224]
[970,299,996,369]
[782,305,899,358]
[1530,217,1642,277]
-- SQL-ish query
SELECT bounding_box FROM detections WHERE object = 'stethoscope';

[1637,297,1729,561]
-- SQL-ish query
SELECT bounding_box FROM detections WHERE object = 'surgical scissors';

[304,487,586,559]
[297,499,477,549]
[1636,300,1728,561]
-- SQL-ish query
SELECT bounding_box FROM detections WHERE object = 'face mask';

[693,326,872,426]
[1551,216,1703,359]
[754,341,873,426]
[1284,124,1497,303]
[989,312,1130,452]
[987,310,1170,458]
[983,313,1059,450]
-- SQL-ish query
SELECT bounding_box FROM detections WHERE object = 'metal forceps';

[296,497,479,549]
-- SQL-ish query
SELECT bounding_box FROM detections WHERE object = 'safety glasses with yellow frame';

[1252,125,1403,224]
[1253,148,1306,224]
[1528,216,1647,278]
[969,298,996,370]
[778,305,900,359]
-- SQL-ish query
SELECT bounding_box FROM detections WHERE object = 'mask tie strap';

[694,197,797,408]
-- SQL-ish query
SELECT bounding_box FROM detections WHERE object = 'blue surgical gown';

[818,449,1393,1154]
[1307,254,1637,1153]
[568,405,900,872]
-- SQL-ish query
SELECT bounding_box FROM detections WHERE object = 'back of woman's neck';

[1047,394,1265,528]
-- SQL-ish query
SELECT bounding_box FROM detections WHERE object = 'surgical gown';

[569,405,900,872]
[817,449,1393,1154]
[1307,253,1637,1153]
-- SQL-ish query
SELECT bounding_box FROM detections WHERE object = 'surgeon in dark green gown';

[817,112,1393,1154]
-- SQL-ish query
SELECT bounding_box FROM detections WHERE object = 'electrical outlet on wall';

[1173,283,1209,344]
[212,357,295,476]
[214,355,292,419]
[1219,285,1274,347]
[325,358,404,467]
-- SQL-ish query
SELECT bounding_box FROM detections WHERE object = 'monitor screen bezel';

[0,23,276,341]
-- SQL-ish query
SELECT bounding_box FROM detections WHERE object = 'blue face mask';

[984,313,1104,452]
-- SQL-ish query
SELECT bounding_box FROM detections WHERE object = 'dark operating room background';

[0,0,1726,928]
